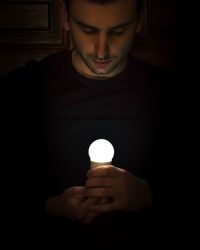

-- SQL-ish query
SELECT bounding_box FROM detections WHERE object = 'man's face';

[68,0,140,79]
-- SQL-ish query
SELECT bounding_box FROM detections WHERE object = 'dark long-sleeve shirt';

[2,50,176,248]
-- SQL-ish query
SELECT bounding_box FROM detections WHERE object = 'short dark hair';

[63,0,144,14]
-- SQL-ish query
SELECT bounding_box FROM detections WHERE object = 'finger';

[75,197,100,220]
[66,186,86,199]
[85,177,115,187]
[87,165,118,178]
[85,187,115,198]
[82,198,110,223]
[81,197,100,210]
[90,202,118,213]
[98,197,110,205]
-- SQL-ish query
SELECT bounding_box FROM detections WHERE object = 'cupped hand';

[45,186,101,223]
[85,165,153,213]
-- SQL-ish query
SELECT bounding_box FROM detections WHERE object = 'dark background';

[0,0,183,77]
[1,2,184,247]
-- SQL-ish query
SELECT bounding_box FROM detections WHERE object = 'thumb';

[66,186,86,199]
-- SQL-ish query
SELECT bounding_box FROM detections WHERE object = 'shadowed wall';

[0,0,183,76]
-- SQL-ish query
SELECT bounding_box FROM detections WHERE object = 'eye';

[81,26,98,34]
[110,28,126,35]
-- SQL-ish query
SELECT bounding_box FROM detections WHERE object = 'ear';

[135,0,148,34]
[136,21,142,34]
[59,0,70,31]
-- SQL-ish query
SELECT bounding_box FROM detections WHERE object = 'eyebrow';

[72,18,133,30]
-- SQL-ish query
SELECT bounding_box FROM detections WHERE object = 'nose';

[95,32,109,60]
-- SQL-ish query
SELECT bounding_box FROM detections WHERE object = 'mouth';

[93,60,112,68]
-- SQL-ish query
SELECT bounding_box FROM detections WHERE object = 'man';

[45,0,153,223]
[2,0,173,248]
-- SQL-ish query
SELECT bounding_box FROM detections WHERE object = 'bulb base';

[90,161,112,169]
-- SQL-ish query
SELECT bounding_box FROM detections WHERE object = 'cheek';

[109,36,133,55]
[77,38,94,53]
[73,32,94,49]
[110,40,132,55]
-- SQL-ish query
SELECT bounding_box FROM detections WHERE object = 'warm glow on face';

[69,0,139,79]
[88,139,114,163]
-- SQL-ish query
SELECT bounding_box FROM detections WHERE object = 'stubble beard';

[77,49,125,76]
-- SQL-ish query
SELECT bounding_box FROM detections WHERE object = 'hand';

[85,165,153,213]
[45,186,101,223]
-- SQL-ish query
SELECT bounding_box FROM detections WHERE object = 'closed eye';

[109,28,126,35]
[81,26,98,34]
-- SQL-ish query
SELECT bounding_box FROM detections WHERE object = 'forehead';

[70,0,137,27]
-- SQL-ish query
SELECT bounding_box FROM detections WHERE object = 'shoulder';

[39,50,70,70]
[1,50,71,89]
[38,50,71,80]
[1,59,40,100]
[127,54,178,114]
[127,54,172,80]
[128,53,176,91]
[2,59,39,84]
[3,50,71,79]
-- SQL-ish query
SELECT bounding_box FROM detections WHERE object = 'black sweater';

[2,50,175,248]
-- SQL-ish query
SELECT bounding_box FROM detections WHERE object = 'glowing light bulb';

[88,139,114,168]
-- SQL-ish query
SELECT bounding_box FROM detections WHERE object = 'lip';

[94,60,112,67]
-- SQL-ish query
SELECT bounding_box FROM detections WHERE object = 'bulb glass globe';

[88,139,114,163]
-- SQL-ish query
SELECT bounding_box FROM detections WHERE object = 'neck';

[72,50,127,80]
